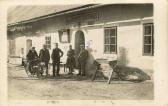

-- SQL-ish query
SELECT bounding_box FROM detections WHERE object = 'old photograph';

[7,4,154,100]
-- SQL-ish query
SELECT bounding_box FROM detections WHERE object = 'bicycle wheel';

[24,63,30,76]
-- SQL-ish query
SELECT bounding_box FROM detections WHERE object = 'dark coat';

[26,50,38,61]
[51,48,64,61]
[78,49,88,63]
[66,49,76,67]
[39,49,50,62]
[67,49,75,57]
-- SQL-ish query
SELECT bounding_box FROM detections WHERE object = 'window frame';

[104,26,117,54]
[45,36,51,49]
[143,23,154,56]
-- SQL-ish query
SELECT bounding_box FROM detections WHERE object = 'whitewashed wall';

[71,21,153,72]
[14,35,26,57]
[118,24,153,71]
[26,31,71,63]
[10,20,153,72]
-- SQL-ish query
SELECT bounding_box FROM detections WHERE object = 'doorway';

[26,39,32,54]
[75,30,85,68]
[75,30,85,56]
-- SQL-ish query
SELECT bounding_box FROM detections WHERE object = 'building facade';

[7,4,154,75]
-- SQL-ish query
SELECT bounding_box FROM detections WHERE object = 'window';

[104,27,117,53]
[45,36,51,49]
[143,23,154,56]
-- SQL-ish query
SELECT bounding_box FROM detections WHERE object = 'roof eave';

[8,4,106,27]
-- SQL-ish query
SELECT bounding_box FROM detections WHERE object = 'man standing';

[66,45,76,74]
[78,45,88,76]
[51,43,64,77]
[26,47,38,74]
[39,44,50,76]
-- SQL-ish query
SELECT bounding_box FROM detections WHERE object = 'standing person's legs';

[81,62,86,76]
[70,58,74,74]
[68,59,72,74]
[56,62,60,76]
[68,67,71,74]
[45,61,49,75]
[78,61,81,75]
[28,62,32,74]
[66,58,70,74]
[53,61,56,77]
[21,58,24,66]
[72,57,76,71]
[41,63,43,73]
[29,61,33,74]
[71,66,73,73]
[67,58,72,74]
[69,66,73,74]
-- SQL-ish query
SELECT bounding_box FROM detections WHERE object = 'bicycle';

[24,58,44,78]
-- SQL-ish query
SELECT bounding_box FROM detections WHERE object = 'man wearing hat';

[51,43,64,77]
[39,44,50,76]
[78,44,88,76]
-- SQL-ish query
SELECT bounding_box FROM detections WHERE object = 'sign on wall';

[58,29,70,43]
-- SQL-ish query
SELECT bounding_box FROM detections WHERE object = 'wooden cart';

[92,59,118,84]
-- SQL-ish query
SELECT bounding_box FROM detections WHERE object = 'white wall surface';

[27,32,71,63]
[118,24,153,70]
[10,20,154,72]
[72,21,154,71]
[14,36,26,57]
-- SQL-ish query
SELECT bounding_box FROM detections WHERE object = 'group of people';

[26,43,88,77]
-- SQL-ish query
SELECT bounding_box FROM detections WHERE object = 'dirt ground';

[8,64,153,100]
